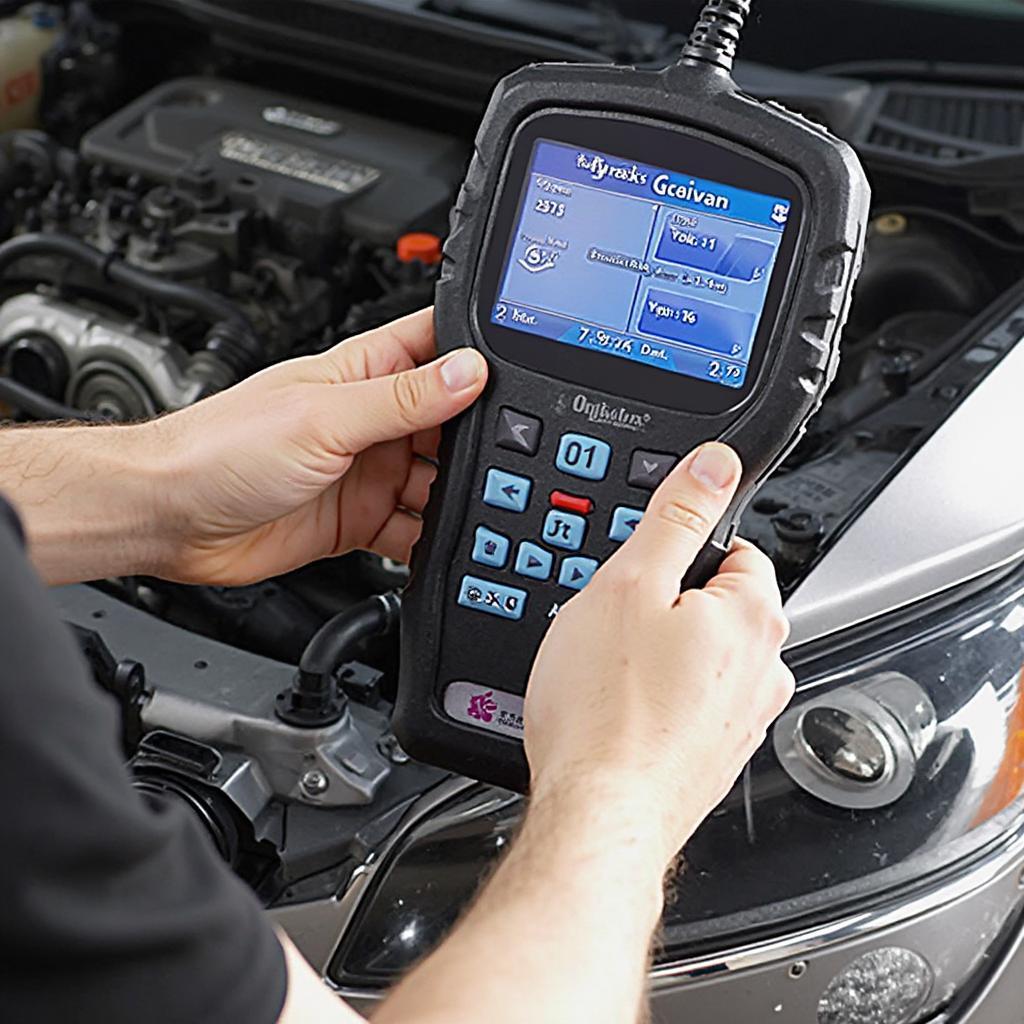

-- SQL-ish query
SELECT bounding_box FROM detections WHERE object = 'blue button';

[515,541,553,581]
[559,557,599,591]
[609,506,645,543]
[555,433,612,481]
[472,526,510,568]
[483,468,532,513]
[457,575,527,621]
[542,510,587,551]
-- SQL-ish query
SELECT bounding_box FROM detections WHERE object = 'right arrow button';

[558,556,600,592]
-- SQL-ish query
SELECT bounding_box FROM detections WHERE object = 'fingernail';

[689,444,739,492]
[441,349,484,392]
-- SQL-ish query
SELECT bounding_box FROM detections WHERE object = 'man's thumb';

[324,348,487,452]
[617,442,742,602]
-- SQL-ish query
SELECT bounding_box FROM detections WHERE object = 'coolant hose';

[276,591,403,728]
[298,591,402,691]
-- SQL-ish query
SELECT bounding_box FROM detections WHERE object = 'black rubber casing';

[395,60,871,793]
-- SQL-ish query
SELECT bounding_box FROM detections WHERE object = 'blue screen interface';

[491,139,794,389]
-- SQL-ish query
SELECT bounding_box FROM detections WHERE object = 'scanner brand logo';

[563,393,652,432]
[577,152,649,186]
[467,691,498,724]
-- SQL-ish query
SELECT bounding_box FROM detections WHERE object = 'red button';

[550,490,593,515]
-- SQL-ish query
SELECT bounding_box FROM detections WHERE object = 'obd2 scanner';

[395,0,871,792]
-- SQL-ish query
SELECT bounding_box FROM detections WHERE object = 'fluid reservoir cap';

[397,232,443,265]
[800,706,890,783]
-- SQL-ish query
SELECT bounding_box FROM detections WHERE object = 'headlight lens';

[331,567,1024,999]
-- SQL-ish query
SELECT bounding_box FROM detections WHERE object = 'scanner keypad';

[483,468,532,513]
[458,411,670,620]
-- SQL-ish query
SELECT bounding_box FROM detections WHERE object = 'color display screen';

[490,139,794,389]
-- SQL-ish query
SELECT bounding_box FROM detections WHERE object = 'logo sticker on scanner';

[444,682,525,738]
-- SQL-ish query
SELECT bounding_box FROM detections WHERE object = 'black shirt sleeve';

[0,496,288,1024]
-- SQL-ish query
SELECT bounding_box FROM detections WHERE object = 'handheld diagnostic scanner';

[395,0,871,792]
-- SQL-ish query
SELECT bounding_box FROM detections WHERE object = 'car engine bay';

[7,0,1024,1010]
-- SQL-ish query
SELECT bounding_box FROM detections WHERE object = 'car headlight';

[328,564,1024,1021]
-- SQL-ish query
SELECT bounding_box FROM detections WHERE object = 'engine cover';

[80,77,467,250]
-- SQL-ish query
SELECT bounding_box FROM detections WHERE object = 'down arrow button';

[628,450,678,490]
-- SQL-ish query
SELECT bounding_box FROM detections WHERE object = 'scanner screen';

[490,139,793,390]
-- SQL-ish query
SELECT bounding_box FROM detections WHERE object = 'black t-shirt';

[0,496,288,1023]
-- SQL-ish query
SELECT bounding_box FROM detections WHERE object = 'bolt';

[772,507,824,546]
[300,769,329,796]
[880,351,914,397]
[874,212,908,236]
[378,733,411,765]
[788,961,807,979]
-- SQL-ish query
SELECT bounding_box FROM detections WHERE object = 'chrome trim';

[785,320,1024,648]
[648,814,1024,986]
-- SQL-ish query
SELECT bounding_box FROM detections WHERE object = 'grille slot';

[861,84,1024,165]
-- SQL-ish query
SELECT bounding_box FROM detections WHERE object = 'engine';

[0,76,466,419]
[8,5,1024,1009]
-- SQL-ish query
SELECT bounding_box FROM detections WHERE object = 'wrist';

[530,765,702,871]
[122,417,190,576]
[530,768,683,876]
[521,778,666,937]
[8,420,178,583]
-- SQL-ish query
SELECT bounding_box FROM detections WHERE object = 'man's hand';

[148,308,486,585]
[372,444,795,1024]
[525,441,795,865]
[2,309,487,586]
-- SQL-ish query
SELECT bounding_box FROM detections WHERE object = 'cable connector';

[680,0,752,74]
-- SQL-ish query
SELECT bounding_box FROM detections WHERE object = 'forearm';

[374,780,670,1024]
[0,421,172,584]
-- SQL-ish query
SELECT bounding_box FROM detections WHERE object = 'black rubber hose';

[0,375,98,421]
[0,232,258,351]
[298,591,402,692]
[680,0,752,73]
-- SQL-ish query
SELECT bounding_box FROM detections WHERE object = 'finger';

[613,442,742,603]
[317,308,437,383]
[313,348,488,454]
[369,508,424,564]
[708,539,783,611]
[704,540,790,648]
[399,458,438,514]
[767,662,797,716]
[412,425,441,461]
